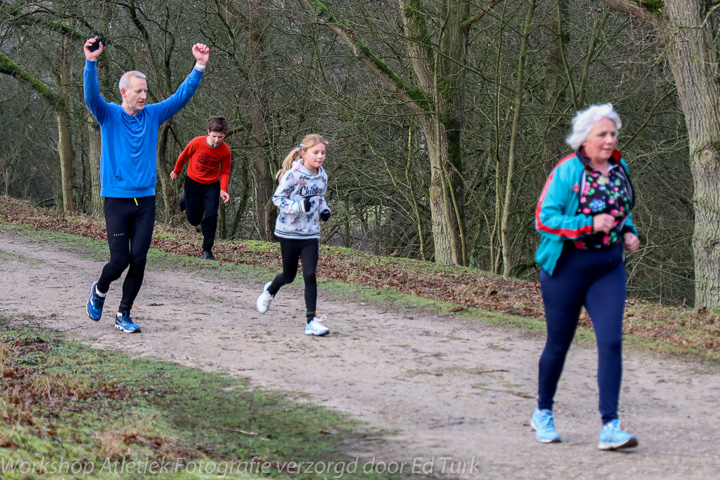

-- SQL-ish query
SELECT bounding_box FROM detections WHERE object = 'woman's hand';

[593,213,615,234]
[624,232,640,253]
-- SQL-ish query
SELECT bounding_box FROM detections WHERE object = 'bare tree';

[0,52,75,211]
[598,0,720,307]
[295,0,511,266]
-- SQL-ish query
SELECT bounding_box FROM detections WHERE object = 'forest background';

[1,0,716,308]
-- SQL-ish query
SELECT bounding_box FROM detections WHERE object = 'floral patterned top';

[573,164,632,249]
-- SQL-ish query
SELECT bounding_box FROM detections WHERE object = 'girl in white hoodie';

[256,134,332,336]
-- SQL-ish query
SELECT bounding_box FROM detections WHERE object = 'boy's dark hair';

[207,116,228,133]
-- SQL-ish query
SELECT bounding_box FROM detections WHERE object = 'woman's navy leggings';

[537,242,626,424]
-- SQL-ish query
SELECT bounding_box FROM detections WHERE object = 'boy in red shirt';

[170,116,231,260]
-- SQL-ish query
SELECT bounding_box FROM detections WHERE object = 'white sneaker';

[305,316,330,336]
[256,282,274,314]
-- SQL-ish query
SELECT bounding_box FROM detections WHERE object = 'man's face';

[207,131,227,147]
[121,76,148,115]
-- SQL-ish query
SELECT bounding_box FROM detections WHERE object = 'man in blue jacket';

[84,36,209,333]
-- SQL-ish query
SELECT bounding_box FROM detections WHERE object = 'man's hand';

[170,171,179,181]
[192,43,209,66]
[624,232,640,253]
[220,190,230,203]
[84,37,103,61]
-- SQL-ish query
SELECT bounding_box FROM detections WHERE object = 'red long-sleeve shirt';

[172,136,232,191]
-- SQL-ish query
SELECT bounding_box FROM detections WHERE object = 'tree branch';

[598,0,661,25]
[460,0,506,29]
[0,52,63,111]
[0,5,91,41]
[299,0,432,114]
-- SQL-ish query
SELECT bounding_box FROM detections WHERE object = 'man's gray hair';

[565,103,622,150]
[118,70,147,93]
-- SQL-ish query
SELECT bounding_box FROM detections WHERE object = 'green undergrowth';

[0,320,417,480]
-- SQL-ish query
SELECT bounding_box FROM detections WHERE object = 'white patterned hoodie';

[273,162,330,240]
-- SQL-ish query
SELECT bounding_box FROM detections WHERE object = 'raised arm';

[83,37,110,123]
[192,43,209,69]
[152,43,209,124]
[84,36,104,61]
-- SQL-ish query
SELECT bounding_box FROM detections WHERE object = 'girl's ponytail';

[275,147,302,181]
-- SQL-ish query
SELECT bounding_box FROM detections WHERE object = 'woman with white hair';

[531,103,640,450]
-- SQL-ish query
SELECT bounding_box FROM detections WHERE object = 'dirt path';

[1,231,719,479]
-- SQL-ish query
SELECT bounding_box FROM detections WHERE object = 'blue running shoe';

[531,408,561,443]
[115,312,141,333]
[305,316,330,336]
[86,281,105,321]
[598,419,638,450]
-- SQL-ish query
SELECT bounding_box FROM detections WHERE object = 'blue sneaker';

[598,419,638,450]
[531,408,561,443]
[114,312,141,333]
[86,281,105,321]
[305,316,330,336]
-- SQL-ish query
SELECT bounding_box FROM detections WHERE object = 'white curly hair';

[565,103,622,150]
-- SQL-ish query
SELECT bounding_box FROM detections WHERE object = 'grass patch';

[0,320,419,480]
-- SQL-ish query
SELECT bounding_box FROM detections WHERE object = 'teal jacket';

[535,150,637,275]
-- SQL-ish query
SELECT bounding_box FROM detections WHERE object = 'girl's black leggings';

[268,237,319,320]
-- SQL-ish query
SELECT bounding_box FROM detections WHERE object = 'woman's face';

[582,117,617,163]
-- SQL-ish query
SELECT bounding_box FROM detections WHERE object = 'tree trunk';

[600,0,720,307]
[541,0,569,167]
[85,113,103,215]
[300,0,473,265]
[420,116,464,265]
[249,0,276,241]
[400,0,468,265]
[0,51,73,212]
[661,1,720,308]
[57,37,75,212]
[500,0,535,277]
[157,122,173,222]
[405,125,427,261]
[55,110,74,212]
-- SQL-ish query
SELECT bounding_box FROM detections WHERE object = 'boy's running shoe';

[531,408,562,443]
[305,316,330,336]
[256,282,274,314]
[598,419,638,450]
[86,281,105,321]
[115,312,141,333]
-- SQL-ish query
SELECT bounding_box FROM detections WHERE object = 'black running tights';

[268,237,319,320]
[97,196,156,312]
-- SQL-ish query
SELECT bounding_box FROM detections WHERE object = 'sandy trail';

[0,231,718,479]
